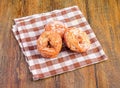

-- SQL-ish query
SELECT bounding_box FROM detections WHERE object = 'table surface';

[0,0,120,88]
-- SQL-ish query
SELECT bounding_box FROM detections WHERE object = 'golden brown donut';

[45,21,67,38]
[37,31,62,58]
[64,27,90,52]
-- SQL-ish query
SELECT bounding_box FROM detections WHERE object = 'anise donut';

[37,31,62,58]
[45,21,67,38]
[64,27,90,52]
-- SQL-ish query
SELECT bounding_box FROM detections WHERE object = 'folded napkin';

[12,6,108,80]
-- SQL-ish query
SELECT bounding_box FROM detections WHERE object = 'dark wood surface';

[0,0,120,88]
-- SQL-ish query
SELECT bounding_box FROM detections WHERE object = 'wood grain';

[0,0,120,88]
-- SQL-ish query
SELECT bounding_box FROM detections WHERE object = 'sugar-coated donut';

[45,21,67,38]
[37,31,62,58]
[64,27,90,52]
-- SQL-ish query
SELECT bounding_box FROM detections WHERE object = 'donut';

[45,21,67,38]
[37,31,62,58]
[64,27,90,52]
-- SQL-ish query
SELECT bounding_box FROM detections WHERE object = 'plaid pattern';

[12,6,108,80]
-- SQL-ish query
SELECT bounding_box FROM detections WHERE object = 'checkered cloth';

[12,6,108,80]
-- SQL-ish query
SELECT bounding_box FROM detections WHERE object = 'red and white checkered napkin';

[12,6,108,80]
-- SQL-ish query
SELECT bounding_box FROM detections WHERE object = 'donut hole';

[77,36,83,44]
[47,41,52,48]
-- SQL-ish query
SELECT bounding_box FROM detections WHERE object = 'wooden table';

[0,0,120,88]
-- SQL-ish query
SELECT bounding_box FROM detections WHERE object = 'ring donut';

[64,27,90,52]
[45,21,67,38]
[37,31,62,58]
